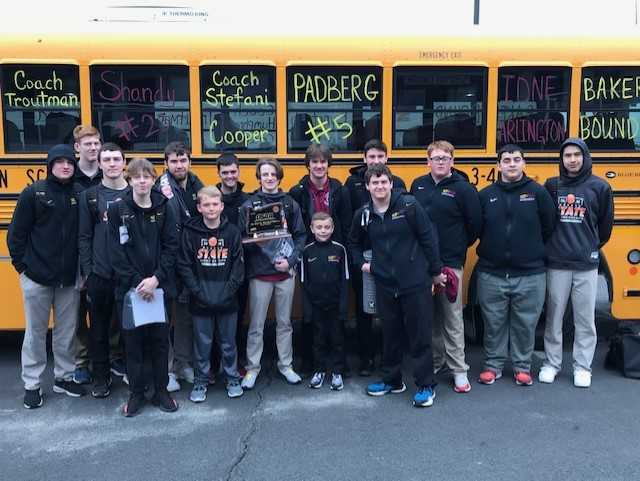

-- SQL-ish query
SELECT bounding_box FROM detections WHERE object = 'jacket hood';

[559,137,592,184]
[253,189,289,203]
[46,144,77,179]
[183,214,229,234]
[435,170,467,186]
[349,164,367,176]
[216,181,245,197]
[124,187,168,211]
[496,173,533,191]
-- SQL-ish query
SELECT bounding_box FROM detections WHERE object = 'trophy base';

[242,232,292,244]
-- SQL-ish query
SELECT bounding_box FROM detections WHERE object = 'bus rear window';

[580,66,640,151]
[286,66,382,153]
[200,65,276,153]
[393,67,487,149]
[1,64,80,152]
[497,67,570,151]
[90,65,190,151]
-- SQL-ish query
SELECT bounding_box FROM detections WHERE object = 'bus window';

[393,67,487,149]
[1,64,80,153]
[580,66,640,151]
[497,67,570,151]
[90,65,190,151]
[200,65,276,153]
[286,66,382,153]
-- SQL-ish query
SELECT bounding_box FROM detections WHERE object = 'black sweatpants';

[312,304,345,374]
[377,286,434,388]
[117,298,170,396]
[351,269,375,364]
[87,274,117,383]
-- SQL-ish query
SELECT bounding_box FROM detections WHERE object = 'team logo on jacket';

[558,193,586,223]
[391,211,405,220]
[198,237,228,267]
[519,193,535,202]
[327,255,341,263]
[441,189,456,198]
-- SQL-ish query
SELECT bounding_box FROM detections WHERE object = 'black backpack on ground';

[605,321,640,379]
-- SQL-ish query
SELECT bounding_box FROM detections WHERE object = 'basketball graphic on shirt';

[566,193,575,204]
[208,237,217,247]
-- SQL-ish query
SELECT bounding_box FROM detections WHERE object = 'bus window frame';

[391,65,488,151]
[1,62,81,154]
[89,62,191,153]
[198,64,277,154]
[285,64,383,155]
[496,65,572,152]
[579,64,640,153]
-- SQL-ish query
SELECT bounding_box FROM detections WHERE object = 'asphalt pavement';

[0,331,639,481]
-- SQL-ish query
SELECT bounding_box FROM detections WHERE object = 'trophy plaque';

[242,202,292,244]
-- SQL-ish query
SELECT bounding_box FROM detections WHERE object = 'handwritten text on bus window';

[3,70,78,108]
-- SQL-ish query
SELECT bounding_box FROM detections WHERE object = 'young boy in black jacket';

[301,212,350,391]
[108,158,179,417]
[178,186,245,402]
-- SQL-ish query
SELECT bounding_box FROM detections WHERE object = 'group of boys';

[8,125,613,413]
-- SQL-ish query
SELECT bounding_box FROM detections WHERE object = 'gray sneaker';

[226,379,244,398]
[309,372,325,389]
[330,373,344,391]
[189,384,207,403]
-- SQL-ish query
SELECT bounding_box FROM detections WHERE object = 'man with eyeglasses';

[476,144,556,387]
[410,140,481,393]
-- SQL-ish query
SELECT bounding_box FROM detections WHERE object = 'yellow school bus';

[1,29,639,330]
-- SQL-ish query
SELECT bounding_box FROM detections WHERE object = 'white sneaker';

[574,369,592,388]
[241,370,258,390]
[538,366,558,384]
[280,367,302,385]
[453,373,471,393]
[167,373,181,392]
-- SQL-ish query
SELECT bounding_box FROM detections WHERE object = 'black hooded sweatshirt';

[410,171,482,268]
[344,164,407,211]
[107,189,179,300]
[289,175,353,244]
[74,165,102,190]
[216,181,250,227]
[476,174,556,277]
[177,216,245,315]
[349,191,442,295]
[8,144,82,287]
[544,138,614,271]
[238,190,307,279]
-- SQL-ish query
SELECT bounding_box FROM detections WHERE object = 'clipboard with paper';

[122,288,167,330]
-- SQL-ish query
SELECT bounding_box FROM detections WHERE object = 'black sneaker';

[53,379,86,398]
[359,359,374,377]
[110,359,127,378]
[122,393,145,418]
[152,390,179,413]
[23,388,43,409]
[91,377,113,398]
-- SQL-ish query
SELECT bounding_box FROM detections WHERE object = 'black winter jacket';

[78,184,129,280]
[300,240,350,319]
[238,190,307,279]
[476,175,556,277]
[108,190,179,300]
[349,191,442,295]
[8,145,82,287]
[217,182,250,227]
[74,166,102,190]
[545,138,614,271]
[289,175,352,244]
[344,164,406,210]
[177,216,244,315]
[410,171,481,268]
[156,170,204,228]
